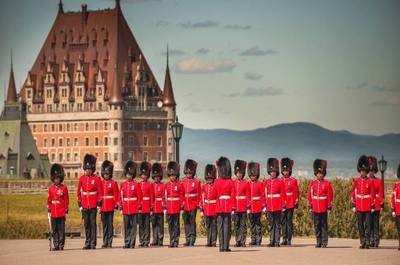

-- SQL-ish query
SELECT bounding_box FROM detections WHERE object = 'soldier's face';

[54,177,61,185]
[170,175,177,182]
[270,171,277,178]
[360,170,367,177]
[368,171,375,178]
[282,170,290,177]
[316,172,324,180]
[85,169,93,176]
[206,178,214,184]
[185,173,193,179]
[250,175,257,182]
[141,174,148,181]
[236,172,244,180]
[126,174,133,181]
[154,176,161,183]
[104,174,111,180]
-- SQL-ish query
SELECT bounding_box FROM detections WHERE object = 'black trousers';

[217,213,232,251]
[167,214,180,246]
[281,208,294,242]
[82,208,97,247]
[356,211,371,245]
[138,213,151,245]
[205,215,217,246]
[51,217,65,249]
[234,212,247,245]
[369,210,380,246]
[101,211,114,247]
[395,216,400,241]
[123,214,138,247]
[183,210,197,244]
[249,213,262,245]
[268,211,281,244]
[313,212,328,245]
[151,213,164,245]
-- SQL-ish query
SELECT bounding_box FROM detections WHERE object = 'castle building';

[18,0,177,178]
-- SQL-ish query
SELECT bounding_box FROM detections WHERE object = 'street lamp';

[171,116,183,164]
[378,154,387,192]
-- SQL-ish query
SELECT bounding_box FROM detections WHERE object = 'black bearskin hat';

[101,160,114,178]
[267,158,280,176]
[184,159,198,176]
[167,161,180,177]
[217,156,232,179]
[367,156,378,174]
[50,163,65,182]
[140,161,152,177]
[204,164,217,179]
[357,155,369,173]
[124,160,137,176]
[397,163,400,180]
[281,157,294,176]
[151,162,163,179]
[313,159,328,177]
[247,162,260,178]
[234,160,247,175]
[83,154,96,171]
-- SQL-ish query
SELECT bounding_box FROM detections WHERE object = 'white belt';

[286,192,293,196]
[103,195,114,199]
[251,196,261,200]
[142,197,150,200]
[185,194,198,198]
[267,194,281,198]
[51,200,61,204]
[155,198,163,201]
[82,191,98,195]
[219,195,231,199]
[167,197,180,201]
[356,194,371,199]
[123,197,137,201]
[375,194,380,198]
[395,199,400,203]
[204,199,217,204]
[236,196,246,200]
[312,196,327,200]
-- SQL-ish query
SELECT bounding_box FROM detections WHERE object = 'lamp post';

[378,154,387,192]
[171,116,183,164]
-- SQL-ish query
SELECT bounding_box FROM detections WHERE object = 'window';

[44,138,48,147]
[59,124,63,132]
[51,138,55,147]
[66,123,70,131]
[104,137,108,146]
[51,124,55,132]
[157,122,161,130]
[74,153,78,161]
[75,172,78,179]
[47,89,52,98]
[128,151,134,160]
[77,87,82,97]
[156,151,162,162]
[78,103,83,111]
[157,137,162,146]
[104,152,108,160]
[58,138,63,147]
[32,125,36,132]
[62,104,67,112]
[98,102,102,110]
[168,137,172,146]
[74,138,78,146]
[51,153,56,161]
[95,137,99,146]
[74,123,78,131]
[114,122,118,130]
[98,87,102,96]
[95,122,98,131]
[85,122,89,131]
[85,137,89,146]
[114,153,118,161]
[114,137,118,145]
[128,122,133,130]
[62,88,67,97]
[47,104,52,112]
[58,153,63,162]
[66,138,70,146]
[128,137,134,146]
[44,124,48,132]
[143,122,148,130]
[143,136,148,146]
[168,152,173,161]
[27,90,31,99]
[143,152,148,161]
[66,153,70,162]
[104,122,108,130]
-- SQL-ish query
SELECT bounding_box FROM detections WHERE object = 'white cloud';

[176,58,236,74]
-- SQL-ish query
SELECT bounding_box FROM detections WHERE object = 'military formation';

[47,154,400,251]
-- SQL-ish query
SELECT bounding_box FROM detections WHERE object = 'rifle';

[47,213,53,251]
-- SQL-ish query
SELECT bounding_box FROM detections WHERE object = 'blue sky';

[0,0,399,135]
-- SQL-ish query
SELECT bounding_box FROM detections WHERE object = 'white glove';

[97,207,101,213]
[231,211,235,216]
[371,208,375,213]
[262,207,267,214]
[180,210,184,215]
[352,207,356,213]
[200,211,204,217]
[246,209,250,215]
[150,211,153,216]
[79,207,83,212]
[163,209,167,215]
[393,211,396,217]
[282,208,286,212]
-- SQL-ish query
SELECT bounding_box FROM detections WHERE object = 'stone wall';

[0,179,78,194]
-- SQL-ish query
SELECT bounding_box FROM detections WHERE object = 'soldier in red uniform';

[47,163,69,251]
[247,162,265,246]
[367,156,384,248]
[77,154,103,250]
[100,160,119,248]
[265,158,286,247]
[151,162,165,246]
[200,164,218,247]
[233,160,249,247]
[165,161,185,248]
[307,159,333,248]
[120,161,142,248]
[351,155,376,249]
[281,157,299,246]
[138,161,154,247]
[215,156,236,252]
[391,164,400,250]
[182,159,201,246]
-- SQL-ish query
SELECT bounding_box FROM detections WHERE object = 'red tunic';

[370,177,384,211]
[248,180,265,213]
[307,179,333,213]
[391,182,400,216]
[234,179,250,213]
[351,177,375,212]
[101,179,119,212]
[264,178,286,212]
[140,181,154,213]
[153,182,166,214]
[214,178,236,213]
[165,181,185,214]
[77,174,103,209]
[282,177,299,209]
[120,180,142,215]
[201,183,218,216]
[47,184,69,218]
[182,178,202,211]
